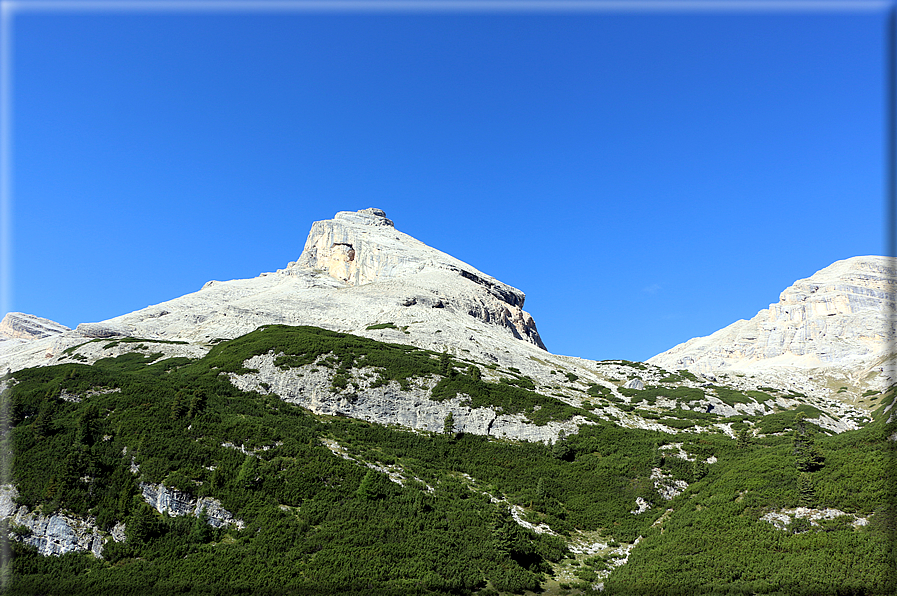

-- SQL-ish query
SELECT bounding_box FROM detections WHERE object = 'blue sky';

[3,1,892,361]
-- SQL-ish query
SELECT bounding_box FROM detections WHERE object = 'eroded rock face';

[288,208,543,347]
[0,485,108,558]
[140,483,243,529]
[228,353,586,443]
[0,312,69,340]
[649,256,896,383]
[1,208,546,376]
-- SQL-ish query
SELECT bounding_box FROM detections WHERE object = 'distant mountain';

[2,208,544,374]
[649,256,896,399]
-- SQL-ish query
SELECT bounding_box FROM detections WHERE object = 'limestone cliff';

[648,256,896,393]
[0,312,69,341]
[1,208,545,373]
[0,485,110,558]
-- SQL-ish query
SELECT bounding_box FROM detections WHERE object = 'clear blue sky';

[4,1,891,361]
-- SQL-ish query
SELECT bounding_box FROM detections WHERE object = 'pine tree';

[236,454,259,489]
[691,459,708,481]
[439,350,454,377]
[356,470,380,500]
[171,391,188,420]
[798,472,815,507]
[443,411,455,436]
[736,428,752,450]
[793,413,824,472]
[651,443,665,468]
[189,509,213,543]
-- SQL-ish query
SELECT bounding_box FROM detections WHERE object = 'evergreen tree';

[171,390,188,420]
[439,350,454,377]
[32,401,54,440]
[187,389,208,418]
[356,470,380,500]
[75,403,100,446]
[126,502,160,544]
[798,472,815,507]
[651,442,665,467]
[189,509,213,544]
[443,411,455,436]
[793,413,824,472]
[691,459,708,481]
[236,454,259,489]
[736,428,752,449]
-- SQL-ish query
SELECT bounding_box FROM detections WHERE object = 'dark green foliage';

[797,472,815,507]
[712,386,754,405]
[755,405,826,436]
[365,322,399,330]
[500,376,536,390]
[587,383,611,398]
[792,414,824,473]
[619,385,704,403]
[5,324,893,595]
[443,411,455,436]
[658,370,699,384]
[431,367,583,425]
[355,469,381,500]
[736,428,753,449]
[564,372,579,383]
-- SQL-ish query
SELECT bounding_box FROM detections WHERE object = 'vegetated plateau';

[3,324,894,595]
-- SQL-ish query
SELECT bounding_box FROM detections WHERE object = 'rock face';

[649,256,896,391]
[1,208,545,374]
[140,483,243,529]
[229,353,587,443]
[0,485,108,558]
[0,312,69,341]
[287,208,541,346]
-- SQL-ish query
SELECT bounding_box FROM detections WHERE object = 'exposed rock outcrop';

[140,483,243,529]
[0,312,69,340]
[649,256,897,394]
[229,353,586,443]
[0,485,109,558]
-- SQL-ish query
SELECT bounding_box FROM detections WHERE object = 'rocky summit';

[2,208,545,373]
[648,256,896,398]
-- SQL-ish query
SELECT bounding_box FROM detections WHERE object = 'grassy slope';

[4,325,894,595]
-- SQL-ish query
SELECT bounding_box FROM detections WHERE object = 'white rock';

[0,312,69,340]
[649,256,897,404]
[140,483,243,529]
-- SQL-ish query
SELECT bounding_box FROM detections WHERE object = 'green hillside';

[3,326,894,595]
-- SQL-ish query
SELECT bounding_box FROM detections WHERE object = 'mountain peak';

[648,255,896,376]
[288,209,527,311]
[333,207,394,227]
[0,312,70,341]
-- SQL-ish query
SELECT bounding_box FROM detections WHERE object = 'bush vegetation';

[3,325,893,595]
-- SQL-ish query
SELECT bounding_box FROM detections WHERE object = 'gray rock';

[623,378,644,390]
[0,312,69,340]
[229,354,587,443]
[0,487,107,558]
[76,323,127,338]
[140,483,243,529]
